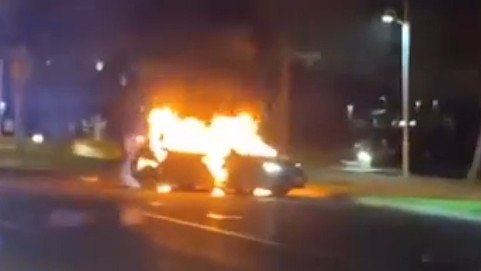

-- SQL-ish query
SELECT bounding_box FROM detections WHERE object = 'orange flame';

[148,107,277,184]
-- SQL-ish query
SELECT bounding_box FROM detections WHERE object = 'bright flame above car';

[148,107,277,185]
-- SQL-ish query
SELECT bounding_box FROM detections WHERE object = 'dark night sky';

[1,0,479,103]
[3,0,479,74]
[1,0,481,142]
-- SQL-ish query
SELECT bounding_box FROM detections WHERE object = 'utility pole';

[10,46,31,142]
[0,59,4,138]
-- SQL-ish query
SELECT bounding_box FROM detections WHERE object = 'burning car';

[222,153,306,196]
[130,107,307,196]
[132,147,214,191]
[132,147,306,196]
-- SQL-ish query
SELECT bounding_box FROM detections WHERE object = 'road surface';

[0,176,480,270]
[136,192,481,271]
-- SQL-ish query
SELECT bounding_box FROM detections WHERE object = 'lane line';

[149,201,165,207]
[142,211,281,247]
[206,212,243,220]
[255,198,276,203]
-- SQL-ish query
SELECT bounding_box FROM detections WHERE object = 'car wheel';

[272,187,290,197]
[234,188,252,196]
[142,177,158,191]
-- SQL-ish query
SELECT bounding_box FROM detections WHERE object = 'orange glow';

[148,107,277,184]
[253,187,272,197]
[136,157,159,171]
[210,187,226,198]
[156,184,173,194]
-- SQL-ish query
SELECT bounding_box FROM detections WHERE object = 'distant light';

[0,101,6,113]
[371,109,386,116]
[347,104,354,120]
[95,60,104,71]
[398,119,417,127]
[32,133,44,144]
[382,14,395,23]
[357,150,372,164]
[415,100,422,111]
[45,59,51,66]
[119,74,127,87]
[432,99,439,109]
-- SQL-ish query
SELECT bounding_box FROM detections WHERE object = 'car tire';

[272,187,290,197]
[234,188,252,196]
[142,177,158,191]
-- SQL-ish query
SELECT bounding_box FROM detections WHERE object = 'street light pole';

[401,21,411,178]
[382,2,410,178]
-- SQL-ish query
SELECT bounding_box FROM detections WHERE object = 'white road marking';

[255,197,277,203]
[142,211,281,247]
[206,212,242,220]
[79,175,99,182]
[150,201,165,207]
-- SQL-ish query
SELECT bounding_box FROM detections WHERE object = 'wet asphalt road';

[0,181,480,270]
[138,192,481,271]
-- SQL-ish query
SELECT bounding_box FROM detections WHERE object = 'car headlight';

[357,150,372,164]
[31,133,44,144]
[253,187,272,197]
[262,162,282,174]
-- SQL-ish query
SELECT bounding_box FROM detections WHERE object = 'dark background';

[0,0,480,174]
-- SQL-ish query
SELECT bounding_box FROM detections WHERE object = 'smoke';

[137,27,263,118]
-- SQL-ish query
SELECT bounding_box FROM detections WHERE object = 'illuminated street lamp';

[381,14,394,23]
[347,104,354,120]
[95,60,104,72]
[381,9,402,24]
[382,4,411,178]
